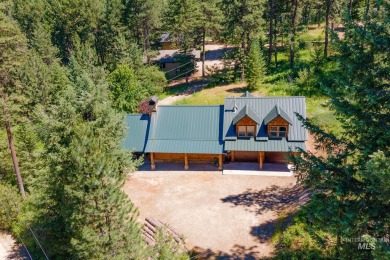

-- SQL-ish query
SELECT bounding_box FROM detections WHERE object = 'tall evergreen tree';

[199,0,223,77]
[164,0,202,53]
[291,1,390,258]
[0,3,28,199]
[246,41,266,90]
[17,57,145,258]
[220,0,265,81]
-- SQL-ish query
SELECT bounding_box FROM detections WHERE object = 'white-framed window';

[238,126,246,137]
[237,125,255,137]
[269,126,287,137]
[247,126,255,136]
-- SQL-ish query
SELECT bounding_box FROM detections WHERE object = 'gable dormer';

[263,105,293,138]
[232,104,261,138]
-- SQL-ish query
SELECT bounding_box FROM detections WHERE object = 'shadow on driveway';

[191,244,263,260]
[220,185,310,215]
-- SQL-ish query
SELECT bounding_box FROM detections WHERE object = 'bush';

[0,183,22,231]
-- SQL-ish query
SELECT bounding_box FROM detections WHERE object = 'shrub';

[0,183,21,231]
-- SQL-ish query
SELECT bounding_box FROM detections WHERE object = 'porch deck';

[222,162,294,176]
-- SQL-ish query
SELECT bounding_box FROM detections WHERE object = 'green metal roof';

[232,104,262,125]
[123,114,150,152]
[144,105,224,154]
[124,94,306,155]
[225,139,306,152]
[224,96,307,142]
[263,105,293,125]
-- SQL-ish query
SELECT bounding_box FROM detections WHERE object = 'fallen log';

[146,217,163,228]
[142,230,156,243]
[142,234,156,246]
[166,226,181,238]
[143,226,155,238]
[144,221,157,234]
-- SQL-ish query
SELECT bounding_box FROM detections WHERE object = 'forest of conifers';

[0,0,389,259]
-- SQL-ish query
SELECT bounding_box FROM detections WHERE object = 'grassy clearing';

[298,26,325,42]
[170,24,341,134]
[174,83,247,105]
[158,83,189,100]
[173,80,341,134]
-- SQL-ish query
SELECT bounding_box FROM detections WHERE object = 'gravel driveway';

[124,171,305,259]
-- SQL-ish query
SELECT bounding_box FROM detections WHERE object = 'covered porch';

[149,152,224,171]
[229,151,300,170]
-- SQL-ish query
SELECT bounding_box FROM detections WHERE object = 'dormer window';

[238,126,255,137]
[232,104,262,138]
[270,126,287,138]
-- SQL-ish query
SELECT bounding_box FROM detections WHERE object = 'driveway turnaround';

[124,171,304,259]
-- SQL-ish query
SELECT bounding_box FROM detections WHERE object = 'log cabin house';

[123,92,307,170]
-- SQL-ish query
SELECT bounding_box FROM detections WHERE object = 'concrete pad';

[223,163,294,177]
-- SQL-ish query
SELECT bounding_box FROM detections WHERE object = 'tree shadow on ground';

[226,86,247,93]
[250,220,276,244]
[6,243,30,260]
[220,185,310,215]
[205,47,237,61]
[190,244,270,260]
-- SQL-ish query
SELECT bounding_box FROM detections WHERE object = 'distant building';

[160,33,176,50]
[151,49,201,79]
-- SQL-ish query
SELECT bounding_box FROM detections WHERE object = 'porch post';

[231,151,235,162]
[184,153,189,170]
[150,153,155,170]
[259,152,264,170]
[218,154,223,170]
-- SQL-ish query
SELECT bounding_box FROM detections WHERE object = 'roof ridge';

[125,114,145,116]
[225,96,306,99]
[157,105,222,107]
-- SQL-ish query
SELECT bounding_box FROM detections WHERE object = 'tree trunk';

[0,89,26,200]
[202,27,206,78]
[306,2,311,30]
[143,26,150,63]
[290,0,299,69]
[268,0,275,65]
[274,16,278,66]
[349,0,353,17]
[324,0,331,57]
[241,39,245,82]
[364,0,370,22]
[317,4,321,27]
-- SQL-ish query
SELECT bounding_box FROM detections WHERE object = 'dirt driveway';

[124,171,307,259]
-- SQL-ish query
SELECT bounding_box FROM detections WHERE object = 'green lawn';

[168,23,341,135]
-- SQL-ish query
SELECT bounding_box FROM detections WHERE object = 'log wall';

[154,153,222,162]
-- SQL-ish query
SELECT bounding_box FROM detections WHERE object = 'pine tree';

[220,0,265,81]
[199,0,223,77]
[291,1,390,258]
[17,57,145,258]
[164,0,202,54]
[0,3,28,199]
[246,41,266,91]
